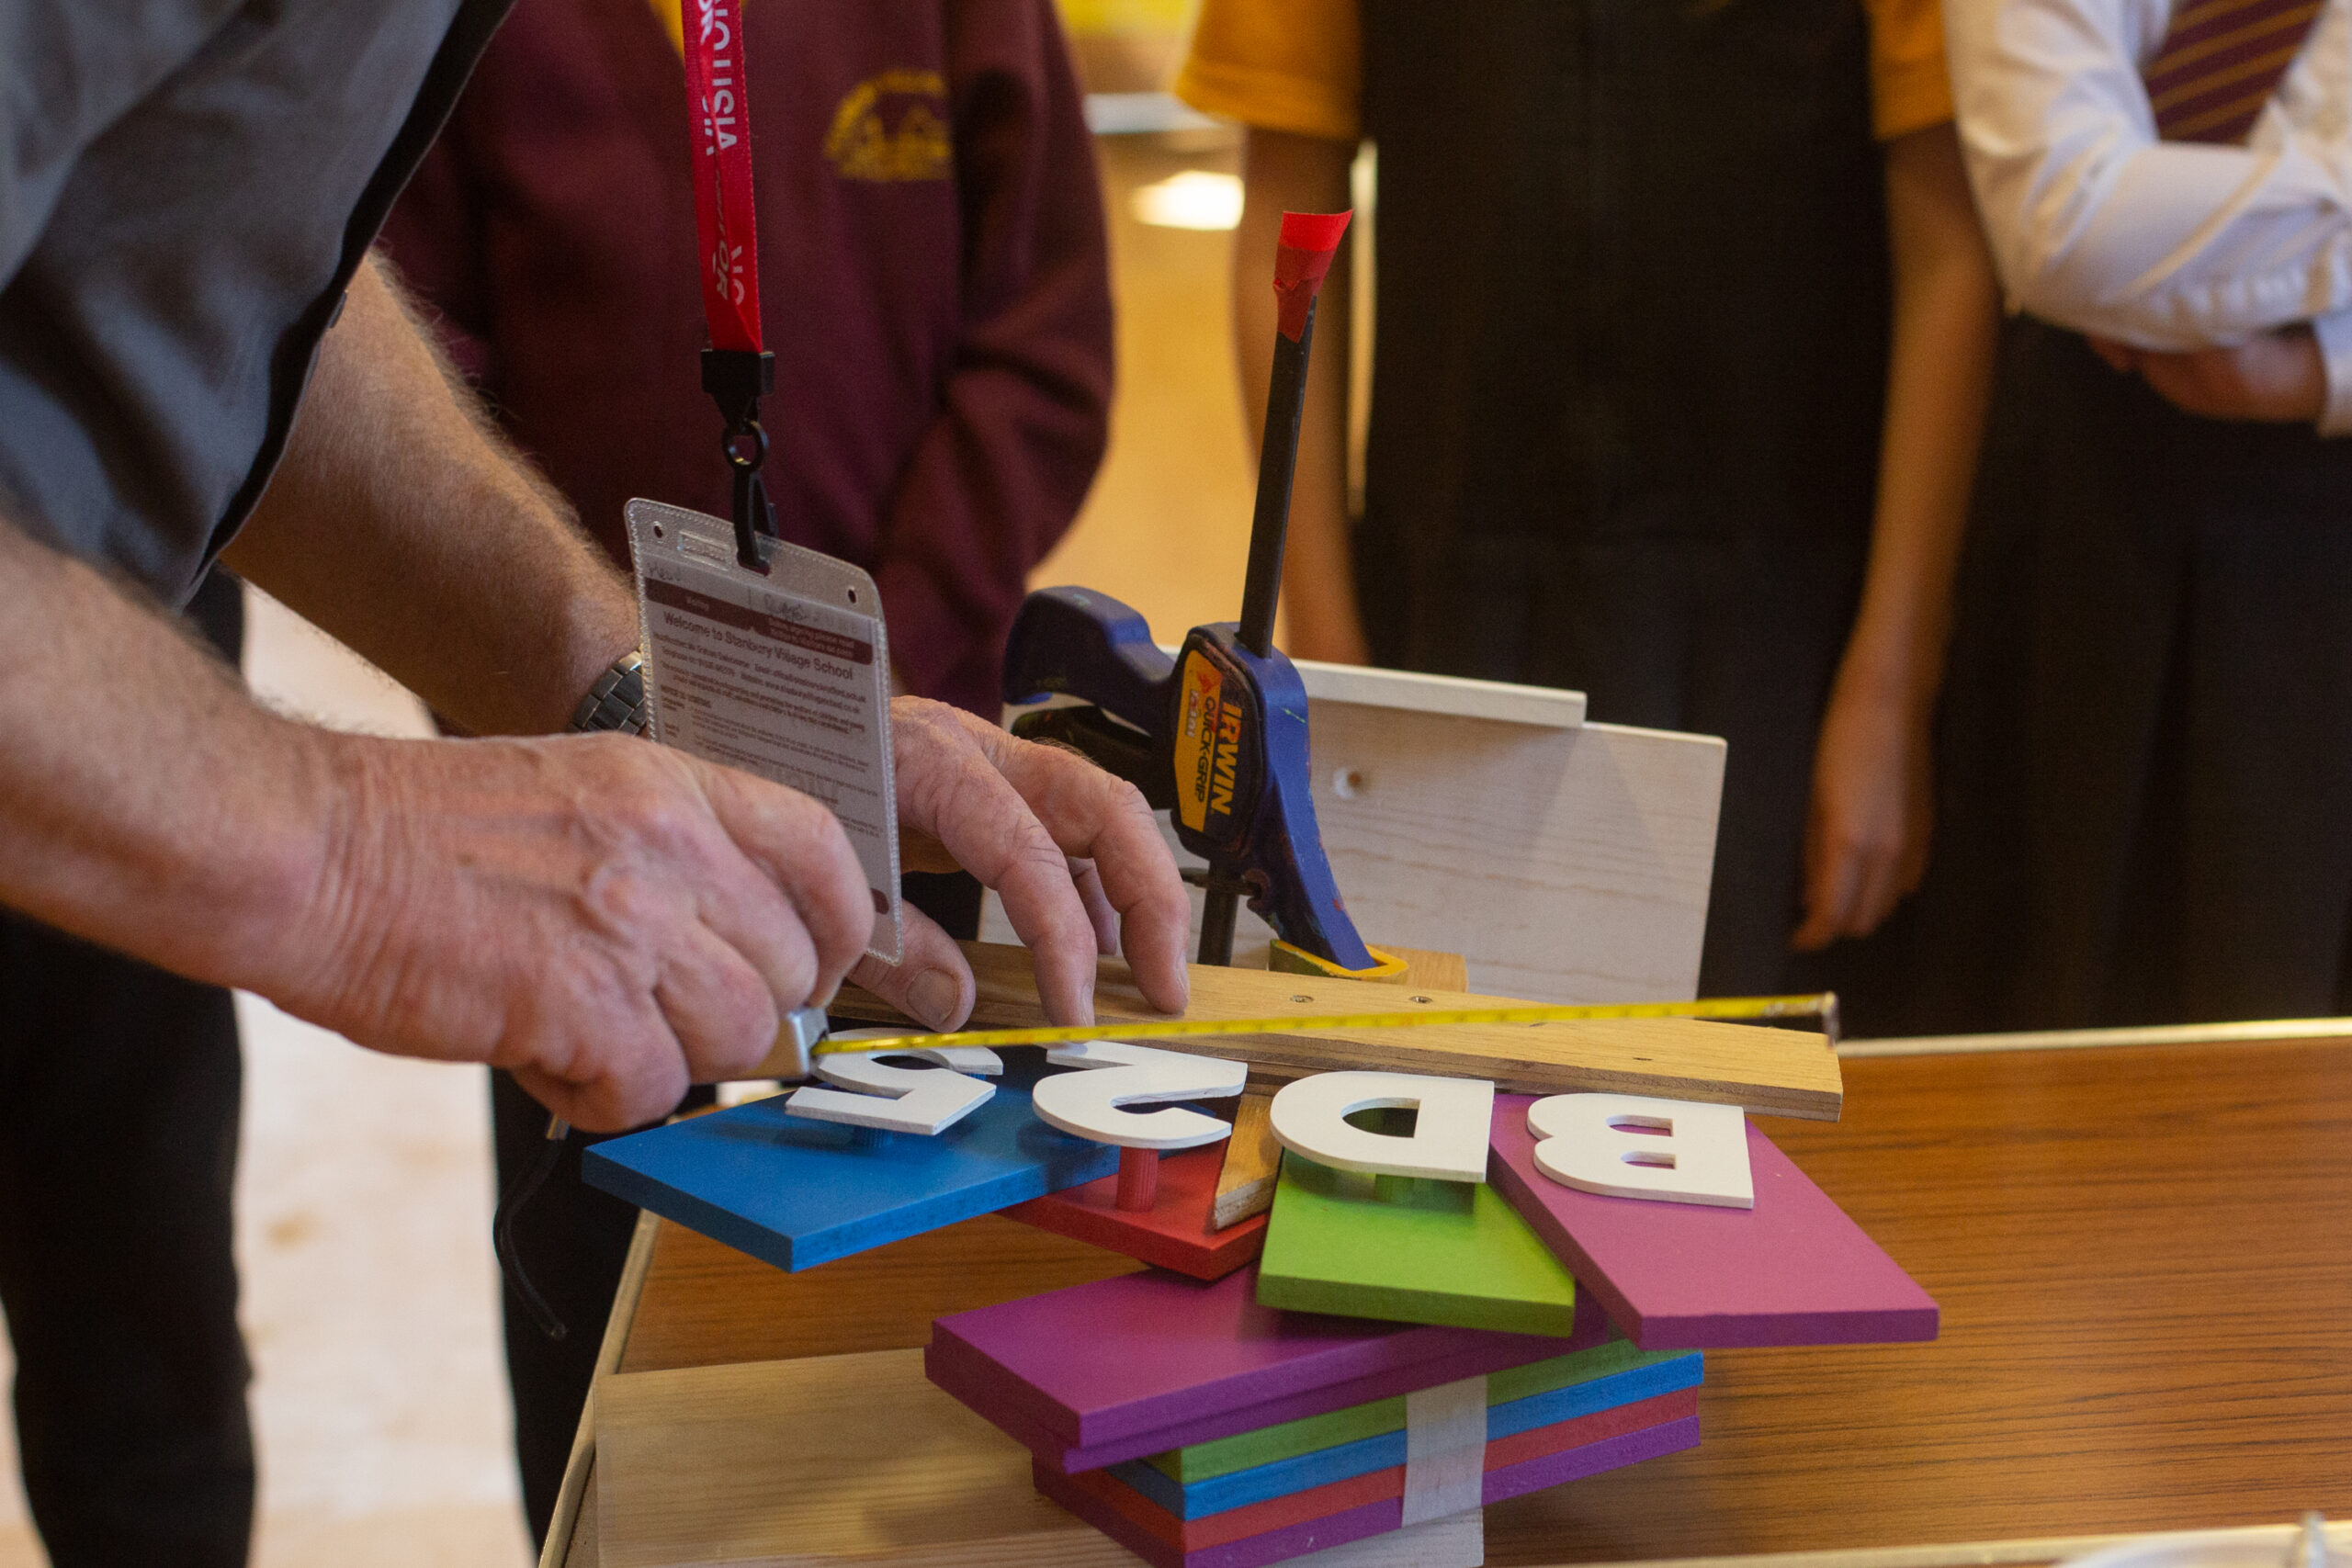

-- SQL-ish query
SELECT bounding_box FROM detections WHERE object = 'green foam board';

[1148,1335,1681,1483]
[1253,1152,1582,1337]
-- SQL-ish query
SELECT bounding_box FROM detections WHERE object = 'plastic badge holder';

[625,499,903,962]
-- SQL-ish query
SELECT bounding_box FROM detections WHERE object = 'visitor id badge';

[624,500,902,963]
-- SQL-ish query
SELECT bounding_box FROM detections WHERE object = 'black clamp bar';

[703,348,779,572]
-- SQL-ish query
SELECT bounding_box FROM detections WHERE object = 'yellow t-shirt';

[1175,0,1951,145]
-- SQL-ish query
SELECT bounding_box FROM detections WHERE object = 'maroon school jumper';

[379,0,1112,716]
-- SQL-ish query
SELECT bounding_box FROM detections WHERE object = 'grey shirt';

[0,0,512,605]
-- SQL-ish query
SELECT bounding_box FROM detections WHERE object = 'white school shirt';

[1947,0,2352,432]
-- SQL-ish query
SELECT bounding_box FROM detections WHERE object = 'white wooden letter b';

[1525,1093,1753,1208]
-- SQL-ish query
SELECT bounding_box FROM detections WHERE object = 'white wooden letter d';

[1268,1071,1495,1183]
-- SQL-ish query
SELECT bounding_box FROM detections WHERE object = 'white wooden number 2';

[1028,1041,1248,1149]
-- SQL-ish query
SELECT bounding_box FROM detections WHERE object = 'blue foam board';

[581,1085,1120,1272]
[1110,1351,1702,1518]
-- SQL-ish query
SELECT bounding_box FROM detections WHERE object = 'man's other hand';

[2091,326,2324,423]
[853,698,1191,1032]
[276,733,876,1132]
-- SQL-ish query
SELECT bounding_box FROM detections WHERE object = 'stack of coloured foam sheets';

[928,1266,1702,1568]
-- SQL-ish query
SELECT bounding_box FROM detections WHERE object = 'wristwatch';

[569,650,649,736]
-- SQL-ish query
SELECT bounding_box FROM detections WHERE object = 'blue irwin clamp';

[1003,586,1381,976]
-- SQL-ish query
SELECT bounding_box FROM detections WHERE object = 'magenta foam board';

[1487,1095,1939,1349]
[927,1265,1606,1472]
[1035,1414,1702,1568]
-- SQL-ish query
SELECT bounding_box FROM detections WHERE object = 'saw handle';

[1001,586,1173,732]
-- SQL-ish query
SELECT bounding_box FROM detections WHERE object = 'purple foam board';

[1035,1414,1702,1568]
[930,1329,1605,1475]
[926,1265,1605,1466]
[1488,1095,1939,1349]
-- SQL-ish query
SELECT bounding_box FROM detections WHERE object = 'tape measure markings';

[809,994,1839,1058]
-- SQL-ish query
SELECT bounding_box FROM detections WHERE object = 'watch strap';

[569,650,649,736]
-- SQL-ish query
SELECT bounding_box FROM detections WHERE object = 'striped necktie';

[2144,0,2325,141]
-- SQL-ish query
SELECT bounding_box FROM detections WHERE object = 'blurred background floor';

[0,101,1261,1568]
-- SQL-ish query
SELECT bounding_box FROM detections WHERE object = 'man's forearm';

[0,518,332,989]
[223,254,637,736]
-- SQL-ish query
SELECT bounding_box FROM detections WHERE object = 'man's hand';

[264,731,876,1133]
[2091,327,2325,423]
[1792,684,1934,953]
[847,699,1192,1032]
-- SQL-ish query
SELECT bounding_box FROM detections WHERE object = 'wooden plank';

[596,1348,1126,1568]
[1290,713,1719,1004]
[616,1214,1140,1376]
[1290,658,1586,728]
[983,713,1722,1005]
[541,1210,657,1568]
[828,942,1844,1122]
[594,1348,1490,1568]
[1212,1089,1282,1230]
[597,1038,2352,1562]
[1378,949,1468,994]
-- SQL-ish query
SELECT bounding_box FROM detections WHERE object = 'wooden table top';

[565,1035,2352,1566]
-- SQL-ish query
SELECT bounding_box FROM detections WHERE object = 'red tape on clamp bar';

[1272,209,1351,342]
[682,0,764,352]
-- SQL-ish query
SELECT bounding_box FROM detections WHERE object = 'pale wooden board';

[985,706,1721,1007]
[1297,713,1719,1006]
[1211,1089,1281,1229]
[594,1348,1485,1568]
[1291,657,1586,728]
[831,942,1840,1121]
[1372,948,1471,994]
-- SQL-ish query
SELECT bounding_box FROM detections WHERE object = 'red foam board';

[1003,1145,1267,1280]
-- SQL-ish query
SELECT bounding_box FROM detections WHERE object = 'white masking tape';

[1400,1374,1487,1526]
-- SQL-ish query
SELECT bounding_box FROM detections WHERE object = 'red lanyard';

[682,0,764,354]
[680,0,777,569]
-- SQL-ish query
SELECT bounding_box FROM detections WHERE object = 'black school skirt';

[1882,318,2352,1035]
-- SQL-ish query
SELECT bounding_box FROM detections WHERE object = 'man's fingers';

[697,765,876,1005]
[682,831,826,1023]
[506,998,691,1134]
[982,729,1190,1013]
[889,699,1191,1021]
[1068,856,1120,956]
[847,903,976,1032]
[655,922,786,1084]
[919,756,1104,1023]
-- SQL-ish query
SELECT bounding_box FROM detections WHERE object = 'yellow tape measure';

[812,992,1840,1057]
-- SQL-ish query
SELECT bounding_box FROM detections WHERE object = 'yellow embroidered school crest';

[823,70,952,182]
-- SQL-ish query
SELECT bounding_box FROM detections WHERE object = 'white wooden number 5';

[784,1030,1004,1136]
